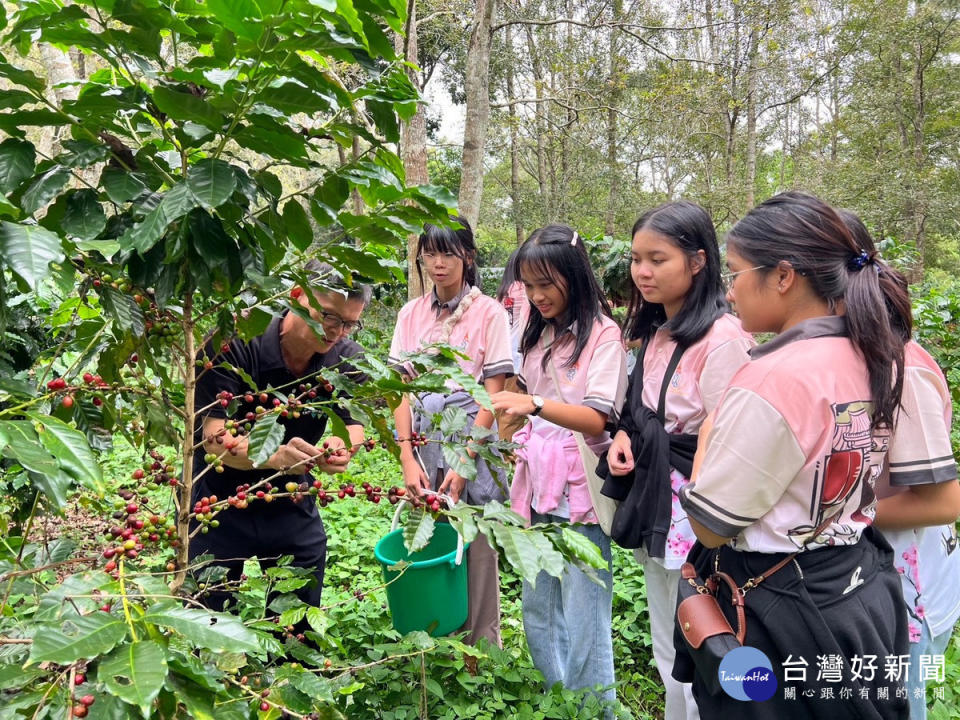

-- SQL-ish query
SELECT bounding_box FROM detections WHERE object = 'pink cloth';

[511,315,628,525]
[509,423,597,524]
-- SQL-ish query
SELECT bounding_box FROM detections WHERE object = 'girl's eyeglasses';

[720,266,765,290]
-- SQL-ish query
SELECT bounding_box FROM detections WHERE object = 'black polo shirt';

[190,314,363,521]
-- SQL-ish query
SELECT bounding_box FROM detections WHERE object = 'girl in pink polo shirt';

[675,193,919,719]
[839,209,960,720]
[492,224,627,714]
[389,216,514,648]
[601,200,754,720]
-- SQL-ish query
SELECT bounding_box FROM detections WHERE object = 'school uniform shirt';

[388,285,514,384]
[878,341,960,642]
[680,316,890,554]
[512,314,627,521]
[638,314,754,568]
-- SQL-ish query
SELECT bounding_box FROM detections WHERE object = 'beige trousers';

[459,533,502,648]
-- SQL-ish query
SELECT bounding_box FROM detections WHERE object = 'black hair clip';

[847,249,871,272]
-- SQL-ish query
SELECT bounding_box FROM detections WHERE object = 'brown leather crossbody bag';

[676,517,833,695]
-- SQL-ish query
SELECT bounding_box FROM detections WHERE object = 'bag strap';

[546,355,590,447]
[634,334,686,425]
[737,514,837,594]
[657,343,685,425]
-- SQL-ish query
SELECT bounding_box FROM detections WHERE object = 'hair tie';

[570,231,579,247]
[847,249,872,272]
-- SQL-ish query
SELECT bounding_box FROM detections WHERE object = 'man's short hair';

[304,260,372,304]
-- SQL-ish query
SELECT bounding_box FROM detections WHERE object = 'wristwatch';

[530,395,545,416]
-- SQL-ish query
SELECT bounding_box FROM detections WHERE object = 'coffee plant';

[0,1,609,718]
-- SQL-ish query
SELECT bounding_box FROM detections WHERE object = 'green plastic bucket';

[375,522,470,636]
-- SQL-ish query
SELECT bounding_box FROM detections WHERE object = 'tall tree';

[458,0,496,230]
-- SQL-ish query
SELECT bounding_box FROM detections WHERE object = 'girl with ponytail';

[839,209,960,720]
[675,192,913,719]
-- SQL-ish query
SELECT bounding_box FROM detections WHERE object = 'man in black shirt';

[189,262,370,610]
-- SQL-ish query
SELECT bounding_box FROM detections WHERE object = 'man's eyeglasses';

[720,265,765,290]
[318,310,362,335]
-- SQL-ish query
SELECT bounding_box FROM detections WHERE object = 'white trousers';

[639,552,700,720]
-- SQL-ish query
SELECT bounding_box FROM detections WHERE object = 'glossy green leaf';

[0,60,45,93]
[205,0,262,40]
[27,612,128,665]
[121,183,198,254]
[290,667,335,703]
[0,194,19,219]
[441,443,477,482]
[99,640,167,717]
[559,526,608,571]
[186,158,236,209]
[153,85,225,130]
[0,221,64,286]
[20,166,71,215]
[0,138,35,193]
[282,199,313,251]
[402,505,435,553]
[99,286,146,336]
[62,189,106,241]
[143,605,262,653]
[0,110,69,138]
[259,82,332,115]
[0,421,57,475]
[305,606,330,635]
[490,523,545,585]
[101,167,148,204]
[234,122,309,165]
[26,413,104,493]
[60,139,111,168]
[0,88,39,110]
[246,412,285,467]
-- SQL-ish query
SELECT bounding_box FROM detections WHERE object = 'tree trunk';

[744,29,759,212]
[458,0,496,231]
[910,34,927,276]
[604,28,620,236]
[525,24,550,221]
[505,24,523,245]
[399,0,430,299]
[38,44,79,157]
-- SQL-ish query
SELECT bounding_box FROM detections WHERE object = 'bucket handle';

[390,494,465,567]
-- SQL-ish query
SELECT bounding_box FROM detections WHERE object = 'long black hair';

[496,248,521,303]
[836,209,912,343]
[624,200,728,346]
[728,192,906,429]
[415,215,478,293]
[516,224,613,368]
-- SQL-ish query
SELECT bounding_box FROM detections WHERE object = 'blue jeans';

[522,511,615,710]
[907,619,953,720]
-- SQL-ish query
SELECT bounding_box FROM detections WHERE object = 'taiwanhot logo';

[717,646,777,701]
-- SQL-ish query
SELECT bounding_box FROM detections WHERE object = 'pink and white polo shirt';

[512,314,628,520]
[878,341,960,642]
[680,316,890,554]
[389,285,514,383]
[639,313,754,567]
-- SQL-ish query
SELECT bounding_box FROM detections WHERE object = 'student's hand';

[491,391,535,416]
[438,468,467,504]
[401,455,431,498]
[607,430,635,476]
